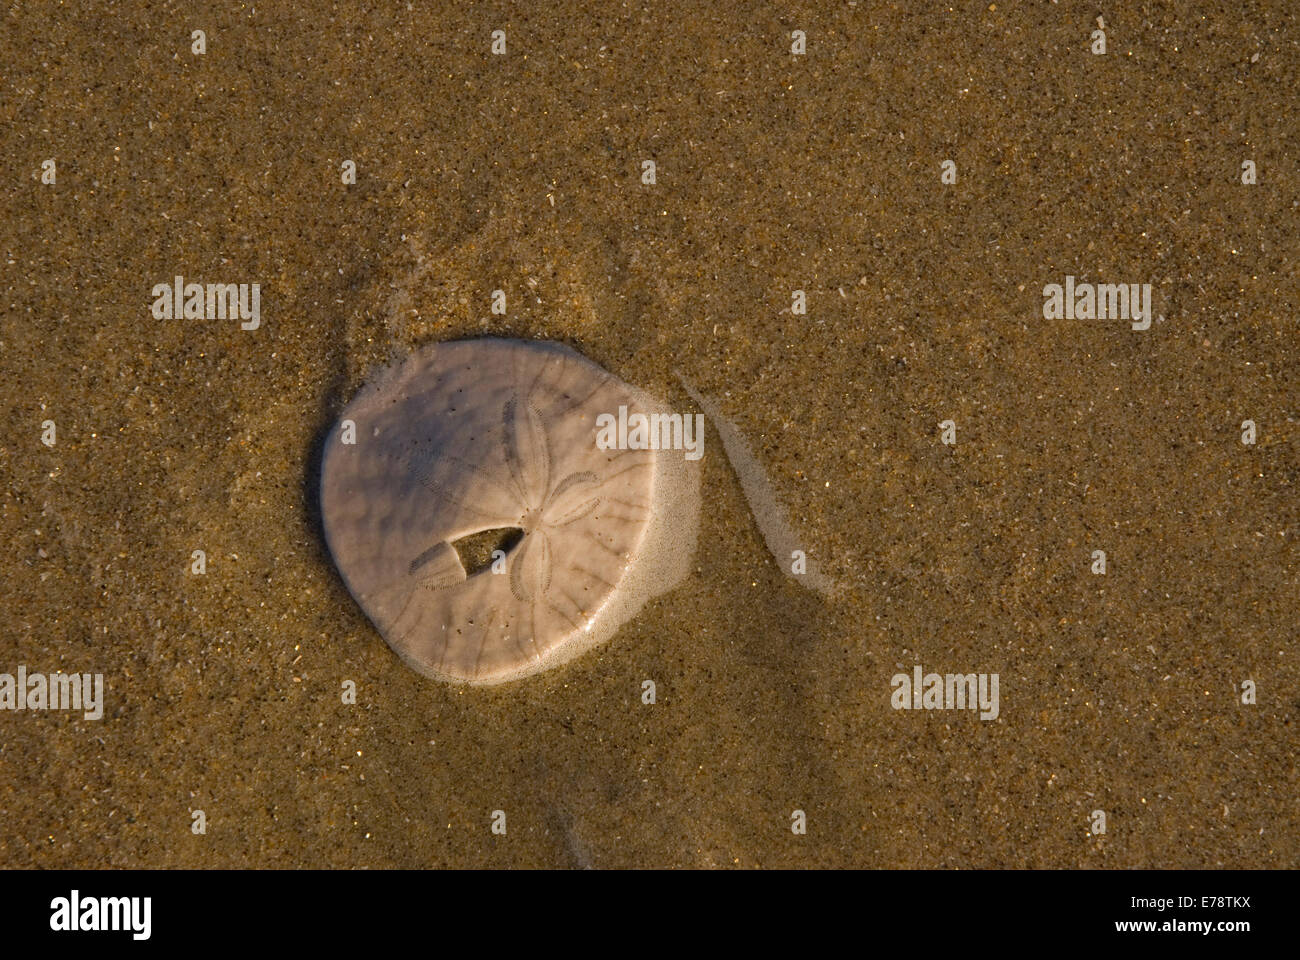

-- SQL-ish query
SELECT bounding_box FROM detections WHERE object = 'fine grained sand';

[0,3,1296,868]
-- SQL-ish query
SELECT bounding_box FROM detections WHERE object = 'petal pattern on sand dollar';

[503,395,551,509]
[509,529,551,603]
[543,471,602,526]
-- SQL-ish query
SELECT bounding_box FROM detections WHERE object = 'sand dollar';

[320,338,696,684]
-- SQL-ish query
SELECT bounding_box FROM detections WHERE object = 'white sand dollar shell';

[320,338,696,684]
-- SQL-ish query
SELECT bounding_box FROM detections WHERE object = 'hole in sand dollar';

[450,526,524,576]
[320,338,700,685]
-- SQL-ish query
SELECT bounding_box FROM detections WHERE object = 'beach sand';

[0,2,1295,867]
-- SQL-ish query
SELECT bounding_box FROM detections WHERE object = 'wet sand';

[0,2,1296,867]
